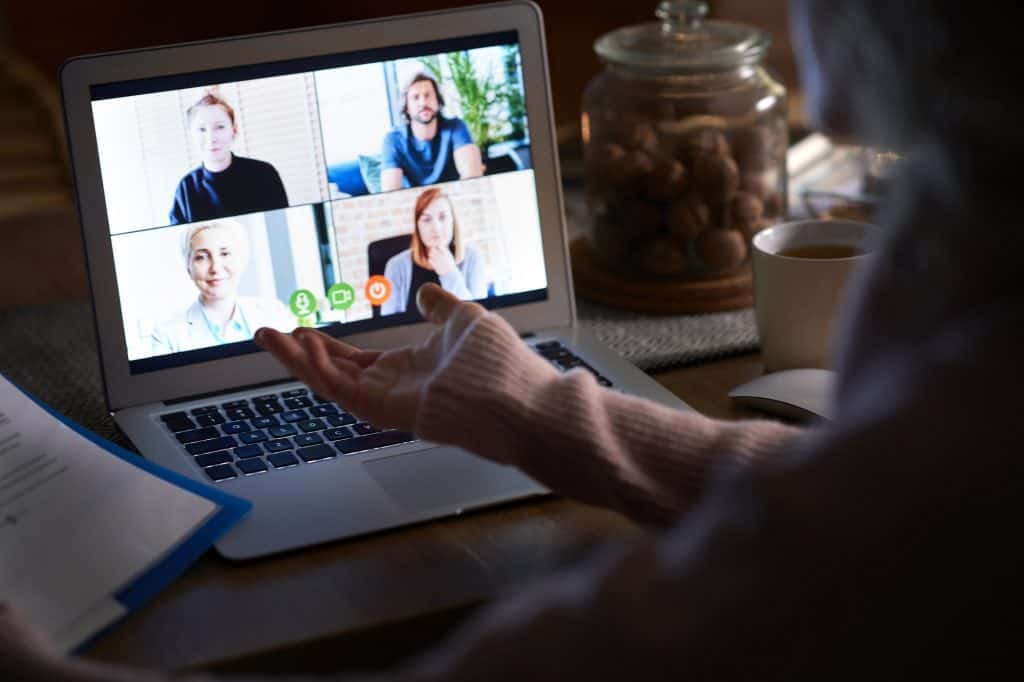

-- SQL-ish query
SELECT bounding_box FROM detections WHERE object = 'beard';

[414,108,437,124]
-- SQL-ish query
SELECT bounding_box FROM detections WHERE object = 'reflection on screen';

[90,33,549,374]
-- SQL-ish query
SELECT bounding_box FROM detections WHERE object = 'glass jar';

[583,0,788,280]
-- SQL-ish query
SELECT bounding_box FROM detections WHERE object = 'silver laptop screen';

[88,32,548,374]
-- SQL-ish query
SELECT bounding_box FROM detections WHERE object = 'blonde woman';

[151,220,294,355]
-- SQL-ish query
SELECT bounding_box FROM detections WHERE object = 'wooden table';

[80,352,770,676]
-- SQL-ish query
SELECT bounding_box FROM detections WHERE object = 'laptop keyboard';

[160,340,612,484]
[160,388,416,483]
[532,340,615,387]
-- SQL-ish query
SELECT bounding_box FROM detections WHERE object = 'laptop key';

[253,394,279,403]
[195,451,232,468]
[534,340,563,351]
[352,422,381,436]
[176,426,219,444]
[284,396,313,409]
[281,410,308,423]
[298,419,325,433]
[165,418,197,433]
[294,433,324,447]
[195,413,226,427]
[221,421,251,435]
[255,402,284,415]
[326,413,357,427]
[239,430,268,444]
[268,424,297,438]
[190,405,220,416]
[236,458,268,475]
[226,407,256,420]
[264,439,294,453]
[252,416,279,429]
[161,411,190,422]
[309,404,339,417]
[267,452,299,468]
[281,388,308,398]
[205,464,237,482]
[186,436,237,455]
[297,443,335,463]
[234,444,264,459]
[336,431,416,455]
[312,394,331,404]
[221,399,249,409]
[324,427,354,441]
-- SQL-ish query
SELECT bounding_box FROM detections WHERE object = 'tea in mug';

[778,243,865,259]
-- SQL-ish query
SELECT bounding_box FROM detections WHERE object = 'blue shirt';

[380,116,474,187]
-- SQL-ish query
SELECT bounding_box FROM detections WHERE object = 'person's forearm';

[416,314,802,526]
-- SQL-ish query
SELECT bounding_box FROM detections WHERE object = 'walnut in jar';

[693,152,740,205]
[668,195,711,243]
[645,158,687,202]
[696,228,748,271]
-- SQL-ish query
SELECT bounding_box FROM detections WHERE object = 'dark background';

[4,0,796,127]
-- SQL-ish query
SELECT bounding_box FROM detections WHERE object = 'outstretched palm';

[255,284,487,433]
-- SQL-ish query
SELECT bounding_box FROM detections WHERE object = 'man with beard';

[379,73,485,192]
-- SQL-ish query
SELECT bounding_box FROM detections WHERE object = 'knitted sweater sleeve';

[415,313,802,526]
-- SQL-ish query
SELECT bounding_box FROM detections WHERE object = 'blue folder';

[4,374,252,649]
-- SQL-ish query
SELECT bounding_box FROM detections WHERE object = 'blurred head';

[410,187,463,268]
[181,220,250,304]
[401,73,445,126]
[789,0,1009,150]
[187,94,238,167]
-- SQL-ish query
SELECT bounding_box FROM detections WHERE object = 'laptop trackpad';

[363,447,535,514]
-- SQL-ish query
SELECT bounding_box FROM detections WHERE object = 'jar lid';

[594,1,771,74]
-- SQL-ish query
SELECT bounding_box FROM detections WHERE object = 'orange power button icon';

[365,275,392,306]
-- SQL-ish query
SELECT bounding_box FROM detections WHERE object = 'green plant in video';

[420,51,523,157]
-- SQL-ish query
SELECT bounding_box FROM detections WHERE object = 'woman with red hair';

[380,186,489,315]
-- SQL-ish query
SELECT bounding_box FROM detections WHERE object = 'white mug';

[751,220,879,372]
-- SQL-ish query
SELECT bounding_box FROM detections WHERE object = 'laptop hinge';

[162,377,297,406]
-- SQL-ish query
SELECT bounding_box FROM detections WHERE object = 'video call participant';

[151,219,295,355]
[379,73,486,192]
[169,94,289,225]
[381,187,488,315]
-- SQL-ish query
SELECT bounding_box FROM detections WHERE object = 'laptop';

[60,1,692,560]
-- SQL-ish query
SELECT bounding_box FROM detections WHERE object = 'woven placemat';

[576,299,758,373]
[0,300,121,443]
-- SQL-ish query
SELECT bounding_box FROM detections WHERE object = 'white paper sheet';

[0,376,217,649]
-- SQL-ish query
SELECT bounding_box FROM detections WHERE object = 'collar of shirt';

[199,300,252,345]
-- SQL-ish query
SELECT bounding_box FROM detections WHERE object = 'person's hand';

[427,245,458,277]
[255,283,486,433]
[0,604,60,675]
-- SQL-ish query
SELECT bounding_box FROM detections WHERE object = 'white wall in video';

[93,74,329,234]
[112,206,332,360]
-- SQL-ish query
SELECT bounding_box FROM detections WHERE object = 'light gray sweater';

[381,247,489,315]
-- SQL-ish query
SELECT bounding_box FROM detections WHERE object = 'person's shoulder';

[384,125,409,142]
[238,295,286,313]
[232,155,278,174]
[177,165,204,188]
[238,296,294,328]
[385,248,413,269]
[441,116,469,131]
